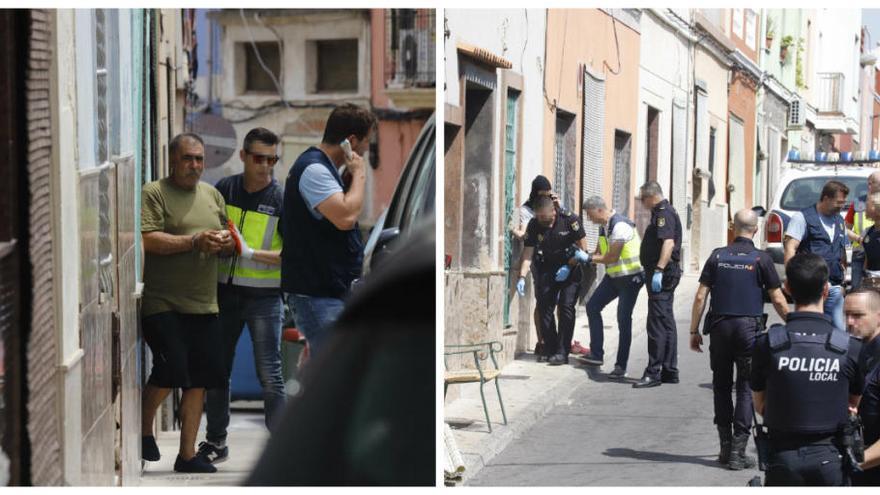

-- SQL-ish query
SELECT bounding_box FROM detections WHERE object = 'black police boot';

[716,425,732,465]
[728,432,757,471]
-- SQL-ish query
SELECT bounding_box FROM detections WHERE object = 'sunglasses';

[246,150,280,166]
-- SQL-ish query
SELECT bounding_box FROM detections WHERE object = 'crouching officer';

[516,195,589,365]
[690,209,789,470]
[635,181,683,388]
[751,252,864,486]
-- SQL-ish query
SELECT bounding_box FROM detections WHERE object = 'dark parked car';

[362,114,435,276]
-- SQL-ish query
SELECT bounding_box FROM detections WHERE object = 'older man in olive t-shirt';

[140,133,235,474]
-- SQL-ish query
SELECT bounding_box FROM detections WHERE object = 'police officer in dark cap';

[634,181,683,388]
[751,252,864,486]
[690,208,789,470]
[516,195,590,365]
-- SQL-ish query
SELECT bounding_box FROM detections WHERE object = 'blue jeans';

[825,284,845,331]
[285,293,345,359]
[585,273,644,369]
[206,288,286,444]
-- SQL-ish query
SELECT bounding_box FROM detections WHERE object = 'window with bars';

[555,111,576,211]
[385,9,435,88]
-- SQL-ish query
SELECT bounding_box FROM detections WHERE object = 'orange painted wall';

[543,9,641,214]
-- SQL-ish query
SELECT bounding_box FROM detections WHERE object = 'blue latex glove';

[651,271,663,293]
[555,265,571,282]
[516,277,526,297]
[573,249,591,264]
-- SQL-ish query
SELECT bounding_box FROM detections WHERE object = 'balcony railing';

[385,9,435,88]
[816,72,845,114]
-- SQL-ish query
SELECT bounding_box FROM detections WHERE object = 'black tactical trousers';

[643,272,680,380]
[536,270,581,358]
[765,443,848,486]
[709,316,759,435]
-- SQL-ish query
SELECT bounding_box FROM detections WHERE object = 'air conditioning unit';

[788,97,805,129]
[394,9,435,85]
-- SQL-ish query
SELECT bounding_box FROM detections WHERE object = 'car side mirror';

[752,206,767,217]
[378,227,401,246]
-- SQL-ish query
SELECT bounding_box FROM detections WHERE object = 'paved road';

[469,291,783,486]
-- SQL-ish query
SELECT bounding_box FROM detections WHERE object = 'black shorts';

[143,311,225,389]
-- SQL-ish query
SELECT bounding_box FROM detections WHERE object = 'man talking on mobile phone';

[280,103,377,358]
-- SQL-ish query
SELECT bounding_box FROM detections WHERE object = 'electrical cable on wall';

[604,12,622,76]
[240,8,289,108]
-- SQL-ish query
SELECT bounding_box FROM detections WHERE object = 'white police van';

[758,149,880,284]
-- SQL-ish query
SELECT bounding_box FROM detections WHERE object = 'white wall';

[444,8,547,245]
[636,10,691,195]
[814,8,862,124]
[52,9,83,486]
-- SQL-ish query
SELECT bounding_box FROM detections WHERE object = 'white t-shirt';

[606,211,635,244]
[785,211,837,242]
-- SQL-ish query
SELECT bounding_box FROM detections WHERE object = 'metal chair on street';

[444,341,508,432]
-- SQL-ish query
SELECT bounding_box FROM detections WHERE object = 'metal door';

[503,90,518,328]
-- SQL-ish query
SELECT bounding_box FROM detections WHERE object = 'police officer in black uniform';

[516,195,590,365]
[690,209,790,470]
[751,252,864,486]
[634,181,683,388]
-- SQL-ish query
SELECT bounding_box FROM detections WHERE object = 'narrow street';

[467,277,783,487]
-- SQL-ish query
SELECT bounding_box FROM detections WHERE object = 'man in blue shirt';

[784,180,849,330]
[280,104,376,358]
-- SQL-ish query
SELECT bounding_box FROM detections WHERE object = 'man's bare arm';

[316,153,367,231]
[253,249,281,265]
[690,284,711,335]
[519,246,535,279]
[657,238,674,268]
[592,241,624,265]
[768,287,789,321]
[783,236,800,265]
[143,230,224,255]
[752,391,765,416]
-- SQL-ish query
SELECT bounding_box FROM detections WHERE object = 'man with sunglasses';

[198,127,286,465]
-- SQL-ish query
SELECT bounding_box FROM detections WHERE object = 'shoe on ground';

[548,353,567,366]
[570,341,590,355]
[632,375,662,388]
[661,373,680,384]
[142,435,160,462]
[196,441,229,464]
[578,353,604,366]
[536,354,547,363]
[535,342,545,355]
[608,366,627,379]
[174,454,218,473]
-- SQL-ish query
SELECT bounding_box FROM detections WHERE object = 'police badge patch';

[538,234,544,242]
[657,217,666,227]
[572,221,580,231]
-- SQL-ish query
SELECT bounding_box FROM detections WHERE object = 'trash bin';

[281,327,307,396]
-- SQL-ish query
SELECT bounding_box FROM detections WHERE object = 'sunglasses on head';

[245,150,279,165]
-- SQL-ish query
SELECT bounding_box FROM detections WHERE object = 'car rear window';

[779,176,869,211]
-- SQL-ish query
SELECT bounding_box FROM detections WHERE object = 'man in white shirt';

[578,196,645,379]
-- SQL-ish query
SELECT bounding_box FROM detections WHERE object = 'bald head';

[733,209,758,238]
[869,171,880,193]
[845,289,880,341]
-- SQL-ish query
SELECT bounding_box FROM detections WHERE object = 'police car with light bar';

[758,149,880,286]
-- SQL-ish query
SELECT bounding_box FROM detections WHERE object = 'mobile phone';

[341,139,353,161]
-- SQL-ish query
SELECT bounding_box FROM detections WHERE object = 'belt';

[768,432,837,450]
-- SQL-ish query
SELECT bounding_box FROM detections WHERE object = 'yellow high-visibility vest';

[598,213,643,277]
[217,204,282,288]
